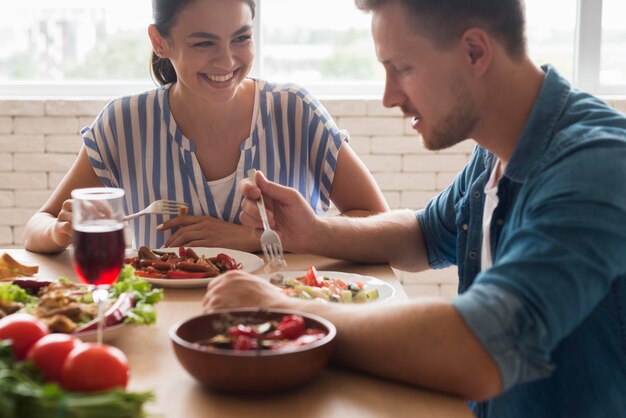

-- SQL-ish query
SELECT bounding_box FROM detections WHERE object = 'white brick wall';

[1,97,625,299]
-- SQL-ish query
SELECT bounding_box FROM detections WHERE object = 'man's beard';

[422,84,479,151]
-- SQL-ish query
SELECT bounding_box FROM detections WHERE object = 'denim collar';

[498,65,572,184]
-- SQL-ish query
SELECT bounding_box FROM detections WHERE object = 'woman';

[23,0,388,253]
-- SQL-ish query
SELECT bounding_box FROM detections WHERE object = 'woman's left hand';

[159,215,260,252]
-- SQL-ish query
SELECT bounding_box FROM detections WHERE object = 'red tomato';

[303,266,320,287]
[60,343,129,392]
[0,313,49,360]
[27,334,81,382]
[277,315,305,340]
[228,324,258,338]
[232,335,258,350]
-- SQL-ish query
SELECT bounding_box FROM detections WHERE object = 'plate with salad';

[260,267,395,304]
[124,246,264,288]
[0,266,163,342]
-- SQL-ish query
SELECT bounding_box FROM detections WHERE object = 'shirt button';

[462,224,469,231]
[473,191,481,199]
[469,251,477,259]
[496,219,504,226]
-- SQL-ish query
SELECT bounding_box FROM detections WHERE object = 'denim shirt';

[417,66,626,418]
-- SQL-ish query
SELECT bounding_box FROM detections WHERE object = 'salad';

[0,266,163,334]
[194,313,327,351]
[270,267,380,303]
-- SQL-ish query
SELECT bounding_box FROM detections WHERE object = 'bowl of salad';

[169,308,336,392]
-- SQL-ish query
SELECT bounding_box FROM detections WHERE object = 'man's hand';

[239,171,319,254]
[202,270,295,312]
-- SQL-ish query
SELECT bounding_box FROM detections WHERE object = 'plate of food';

[259,267,395,304]
[124,246,264,288]
[0,266,163,342]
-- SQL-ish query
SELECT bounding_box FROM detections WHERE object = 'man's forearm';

[310,209,430,271]
[286,297,502,400]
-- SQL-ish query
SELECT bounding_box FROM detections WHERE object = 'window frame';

[0,0,623,97]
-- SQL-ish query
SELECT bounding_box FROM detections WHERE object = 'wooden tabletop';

[3,249,472,418]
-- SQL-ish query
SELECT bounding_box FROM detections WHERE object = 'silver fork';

[123,199,188,221]
[247,169,286,269]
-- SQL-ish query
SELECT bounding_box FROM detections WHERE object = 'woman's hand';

[160,215,260,252]
[202,270,295,312]
[51,199,74,248]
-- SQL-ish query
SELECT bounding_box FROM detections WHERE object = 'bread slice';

[0,252,39,277]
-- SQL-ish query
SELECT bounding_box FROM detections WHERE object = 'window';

[0,0,624,96]
[601,0,626,87]
[258,0,382,96]
[0,0,154,96]
[525,0,577,81]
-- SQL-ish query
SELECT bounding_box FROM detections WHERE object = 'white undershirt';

[481,161,502,271]
[207,170,237,215]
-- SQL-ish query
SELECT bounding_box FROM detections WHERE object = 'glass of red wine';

[71,187,125,344]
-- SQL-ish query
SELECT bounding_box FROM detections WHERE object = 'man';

[203,0,626,416]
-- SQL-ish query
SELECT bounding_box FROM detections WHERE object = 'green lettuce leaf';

[110,266,164,326]
[0,283,36,304]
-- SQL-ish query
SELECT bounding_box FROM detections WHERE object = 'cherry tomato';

[277,315,305,340]
[0,313,49,360]
[232,335,258,350]
[60,343,129,392]
[27,334,81,382]
[228,324,258,339]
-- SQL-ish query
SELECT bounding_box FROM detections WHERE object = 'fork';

[247,169,287,269]
[123,199,188,221]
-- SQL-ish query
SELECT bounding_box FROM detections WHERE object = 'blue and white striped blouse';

[81,79,346,248]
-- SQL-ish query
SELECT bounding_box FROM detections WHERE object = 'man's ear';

[148,25,169,58]
[460,28,492,76]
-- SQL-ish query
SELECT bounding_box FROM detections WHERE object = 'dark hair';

[150,0,256,85]
[355,0,526,59]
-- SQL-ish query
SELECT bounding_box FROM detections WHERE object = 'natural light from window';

[0,0,624,96]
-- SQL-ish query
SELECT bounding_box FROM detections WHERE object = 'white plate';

[259,270,395,304]
[73,323,132,343]
[132,247,264,288]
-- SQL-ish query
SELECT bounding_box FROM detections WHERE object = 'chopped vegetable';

[0,284,36,305]
[0,340,152,418]
[110,266,163,326]
[195,314,326,351]
[269,267,380,304]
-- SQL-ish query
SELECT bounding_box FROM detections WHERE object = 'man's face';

[371,2,479,150]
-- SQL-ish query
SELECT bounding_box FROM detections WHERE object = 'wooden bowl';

[169,308,336,393]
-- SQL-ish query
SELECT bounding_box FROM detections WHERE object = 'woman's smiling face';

[155,0,255,103]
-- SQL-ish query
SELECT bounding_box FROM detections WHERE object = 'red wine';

[73,222,125,286]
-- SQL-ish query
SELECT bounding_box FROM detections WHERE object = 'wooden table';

[3,249,473,418]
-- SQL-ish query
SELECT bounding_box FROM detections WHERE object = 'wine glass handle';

[92,287,109,345]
